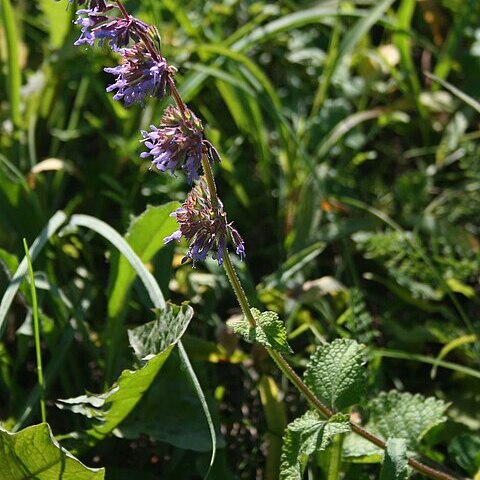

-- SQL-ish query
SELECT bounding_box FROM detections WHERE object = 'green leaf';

[0,247,18,277]
[448,434,480,476]
[107,203,179,320]
[66,214,217,475]
[115,352,223,452]
[227,308,292,354]
[304,339,366,410]
[425,72,480,114]
[0,211,67,339]
[128,302,193,360]
[0,0,21,130]
[39,0,72,49]
[280,411,350,480]
[0,423,104,479]
[381,438,408,480]
[344,391,449,460]
[57,303,193,439]
[105,203,179,382]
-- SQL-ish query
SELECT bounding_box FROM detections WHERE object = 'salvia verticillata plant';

[41,1,468,479]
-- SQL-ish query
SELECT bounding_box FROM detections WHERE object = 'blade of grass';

[431,335,478,379]
[327,433,345,480]
[0,210,68,339]
[22,239,46,423]
[393,0,422,97]
[232,6,394,53]
[375,348,480,380]
[309,3,342,121]
[179,7,396,102]
[424,72,480,114]
[259,376,287,480]
[67,214,216,479]
[0,0,21,130]
[68,214,166,308]
[160,0,199,39]
[393,0,429,139]
[13,325,76,431]
[432,0,476,84]
[309,0,396,121]
[314,109,383,162]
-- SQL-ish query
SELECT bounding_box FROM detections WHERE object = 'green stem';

[168,79,188,118]
[115,0,129,19]
[266,347,332,418]
[23,239,46,423]
[106,3,462,478]
[222,243,256,327]
[327,433,344,480]
[199,113,459,480]
[115,0,162,61]
[203,159,457,479]
[199,154,218,206]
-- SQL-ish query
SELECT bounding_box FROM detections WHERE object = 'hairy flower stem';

[201,156,458,480]
[115,0,161,61]
[115,0,129,19]
[222,243,256,325]
[168,79,188,119]
[108,3,460,479]
[200,156,218,209]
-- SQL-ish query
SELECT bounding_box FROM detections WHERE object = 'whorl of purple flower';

[74,6,149,48]
[141,106,207,183]
[104,42,170,107]
[164,179,246,265]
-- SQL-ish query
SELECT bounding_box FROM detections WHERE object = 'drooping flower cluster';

[164,179,246,265]
[59,0,245,264]
[64,0,170,107]
[141,106,220,183]
[105,42,170,106]
[74,8,149,48]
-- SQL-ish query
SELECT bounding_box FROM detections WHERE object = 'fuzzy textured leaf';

[57,303,192,439]
[280,411,350,480]
[304,339,366,410]
[227,308,292,354]
[0,423,104,479]
[128,302,193,360]
[344,391,449,460]
[381,438,408,480]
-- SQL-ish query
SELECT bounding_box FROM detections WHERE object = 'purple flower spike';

[105,43,170,106]
[94,16,149,48]
[141,105,205,182]
[74,6,149,49]
[73,7,111,47]
[164,179,246,266]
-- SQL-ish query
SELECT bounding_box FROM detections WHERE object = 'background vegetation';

[0,0,479,478]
